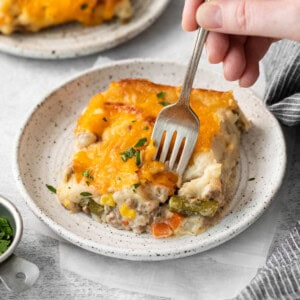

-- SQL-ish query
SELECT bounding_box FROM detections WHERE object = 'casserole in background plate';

[0,0,133,34]
[0,0,171,59]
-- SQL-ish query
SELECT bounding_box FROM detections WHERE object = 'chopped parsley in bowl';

[0,195,23,264]
[0,217,14,255]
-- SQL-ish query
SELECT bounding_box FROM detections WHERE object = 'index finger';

[182,0,204,31]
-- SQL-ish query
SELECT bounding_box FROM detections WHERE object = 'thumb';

[196,0,300,41]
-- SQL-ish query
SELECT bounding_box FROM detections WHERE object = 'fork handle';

[178,26,208,106]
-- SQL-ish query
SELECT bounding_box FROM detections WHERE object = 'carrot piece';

[151,223,173,238]
[166,212,184,231]
[122,220,129,226]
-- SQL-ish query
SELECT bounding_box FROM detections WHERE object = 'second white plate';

[14,59,286,261]
[0,0,170,59]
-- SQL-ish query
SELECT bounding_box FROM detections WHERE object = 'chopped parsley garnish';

[157,91,166,98]
[133,183,141,189]
[80,192,93,197]
[85,181,90,186]
[135,150,141,166]
[120,138,147,165]
[82,170,90,177]
[134,137,147,147]
[248,177,255,181]
[0,217,13,255]
[143,126,149,130]
[120,147,142,166]
[121,153,128,162]
[158,101,171,107]
[102,117,108,122]
[81,3,88,10]
[132,183,141,193]
[121,147,136,162]
[131,120,137,123]
[82,170,94,180]
[46,184,56,194]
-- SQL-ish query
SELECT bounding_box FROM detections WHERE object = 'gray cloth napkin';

[235,222,300,299]
[263,40,300,126]
[234,40,300,299]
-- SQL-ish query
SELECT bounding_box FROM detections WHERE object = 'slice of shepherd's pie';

[56,79,250,238]
[0,0,133,34]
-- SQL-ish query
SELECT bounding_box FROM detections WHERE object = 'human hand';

[182,0,300,87]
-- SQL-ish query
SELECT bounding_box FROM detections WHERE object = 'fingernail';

[196,4,222,29]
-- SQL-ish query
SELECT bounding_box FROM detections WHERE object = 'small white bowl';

[0,195,39,292]
[0,195,23,264]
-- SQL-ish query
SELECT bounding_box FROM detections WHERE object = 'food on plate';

[0,0,133,35]
[0,217,13,255]
[56,79,250,238]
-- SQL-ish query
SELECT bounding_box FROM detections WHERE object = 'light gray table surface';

[0,1,299,299]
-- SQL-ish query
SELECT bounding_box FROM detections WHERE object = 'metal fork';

[151,27,208,175]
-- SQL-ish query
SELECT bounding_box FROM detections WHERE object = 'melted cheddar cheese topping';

[72,79,238,195]
[0,0,132,34]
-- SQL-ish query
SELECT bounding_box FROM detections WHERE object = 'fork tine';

[168,132,184,170]
[176,134,198,175]
[158,131,174,162]
[152,126,164,159]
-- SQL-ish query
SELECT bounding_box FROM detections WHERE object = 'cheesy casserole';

[57,79,250,238]
[0,0,133,34]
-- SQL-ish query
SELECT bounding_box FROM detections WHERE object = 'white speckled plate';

[0,0,170,59]
[14,59,286,261]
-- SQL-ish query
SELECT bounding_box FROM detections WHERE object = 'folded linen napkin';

[234,40,300,299]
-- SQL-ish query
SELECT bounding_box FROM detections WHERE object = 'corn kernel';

[63,200,71,208]
[100,194,116,207]
[119,203,136,220]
